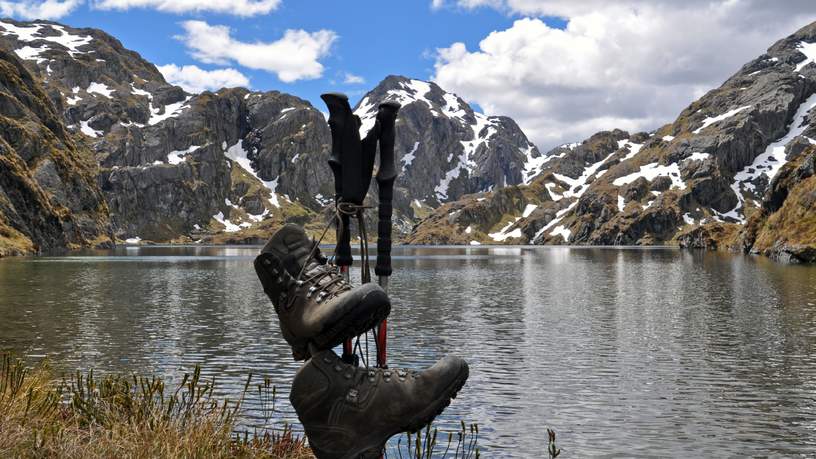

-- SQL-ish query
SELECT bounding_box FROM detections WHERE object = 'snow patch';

[149,98,190,126]
[617,195,625,212]
[465,225,472,234]
[612,162,686,190]
[683,213,695,225]
[87,82,114,98]
[79,120,101,137]
[401,142,419,172]
[692,105,752,134]
[166,145,202,165]
[355,79,438,137]
[213,211,241,233]
[435,113,496,200]
[545,182,563,201]
[795,41,816,72]
[533,202,577,243]
[124,237,141,244]
[0,21,93,61]
[522,143,556,184]
[130,83,152,98]
[522,204,538,218]
[617,139,644,161]
[66,86,81,105]
[489,223,522,242]
[550,225,571,242]
[469,240,481,246]
[662,135,675,141]
[553,150,618,200]
[725,92,816,222]
[14,45,47,63]
[683,152,711,162]
[224,140,281,208]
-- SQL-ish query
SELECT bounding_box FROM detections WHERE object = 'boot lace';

[286,245,351,309]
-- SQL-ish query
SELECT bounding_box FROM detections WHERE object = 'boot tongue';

[261,224,317,277]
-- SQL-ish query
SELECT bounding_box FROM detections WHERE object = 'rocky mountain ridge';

[0,18,538,253]
[408,20,816,262]
[0,44,112,256]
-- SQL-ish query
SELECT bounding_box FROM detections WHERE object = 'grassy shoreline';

[0,354,313,458]
[1,354,481,458]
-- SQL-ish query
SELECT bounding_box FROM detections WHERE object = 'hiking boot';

[290,349,470,459]
[254,224,390,360]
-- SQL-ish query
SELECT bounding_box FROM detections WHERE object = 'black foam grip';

[336,212,353,267]
[375,178,395,277]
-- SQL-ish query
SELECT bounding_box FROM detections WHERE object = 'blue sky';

[3,1,814,148]
[50,1,565,110]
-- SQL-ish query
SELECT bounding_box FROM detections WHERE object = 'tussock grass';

[1,354,484,458]
[0,354,312,458]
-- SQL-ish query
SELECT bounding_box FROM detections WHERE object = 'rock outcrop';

[0,45,112,256]
[409,20,816,260]
[0,19,540,245]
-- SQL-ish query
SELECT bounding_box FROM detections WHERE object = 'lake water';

[2,245,816,457]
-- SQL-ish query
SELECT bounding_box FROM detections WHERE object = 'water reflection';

[1,246,816,457]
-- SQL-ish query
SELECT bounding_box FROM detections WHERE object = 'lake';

[1,245,816,457]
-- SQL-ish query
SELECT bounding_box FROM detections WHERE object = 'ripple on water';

[1,246,816,456]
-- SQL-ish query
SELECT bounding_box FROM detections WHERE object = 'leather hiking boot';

[254,224,391,360]
[290,349,470,459]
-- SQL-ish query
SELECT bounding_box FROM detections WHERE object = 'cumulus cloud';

[157,64,250,93]
[0,0,81,19]
[92,0,280,16]
[433,0,816,149]
[343,72,365,84]
[177,20,336,83]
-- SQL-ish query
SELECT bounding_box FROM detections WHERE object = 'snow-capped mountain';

[408,20,816,262]
[0,19,540,250]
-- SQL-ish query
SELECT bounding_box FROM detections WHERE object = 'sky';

[2,0,816,150]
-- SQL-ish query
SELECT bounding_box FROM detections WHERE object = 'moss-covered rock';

[0,48,112,256]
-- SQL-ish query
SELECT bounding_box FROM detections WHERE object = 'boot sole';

[350,361,470,459]
[293,292,391,361]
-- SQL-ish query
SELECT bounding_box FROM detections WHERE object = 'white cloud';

[92,0,280,16]
[343,72,365,84]
[157,64,249,93]
[433,1,816,150]
[177,20,337,83]
[0,0,81,19]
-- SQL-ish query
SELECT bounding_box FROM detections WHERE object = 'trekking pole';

[320,93,355,275]
[321,93,358,360]
[373,101,401,368]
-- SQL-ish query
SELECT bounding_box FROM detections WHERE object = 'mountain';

[0,19,538,253]
[0,44,112,256]
[409,20,816,262]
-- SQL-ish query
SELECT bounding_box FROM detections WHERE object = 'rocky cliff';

[0,44,112,256]
[408,20,816,260]
[0,19,539,247]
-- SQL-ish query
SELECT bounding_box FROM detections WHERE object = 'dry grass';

[1,355,483,458]
[0,354,313,459]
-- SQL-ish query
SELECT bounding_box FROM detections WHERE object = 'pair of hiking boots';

[254,224,469,459]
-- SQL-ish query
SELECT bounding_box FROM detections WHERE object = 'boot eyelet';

[307,286,317,298]
[323,355,333,363]
[344,373,352,380]
[296,280,304,287]
[316,292,326,303]
[333,364,343,372]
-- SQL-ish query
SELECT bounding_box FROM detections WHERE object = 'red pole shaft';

[340,265,353,357]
